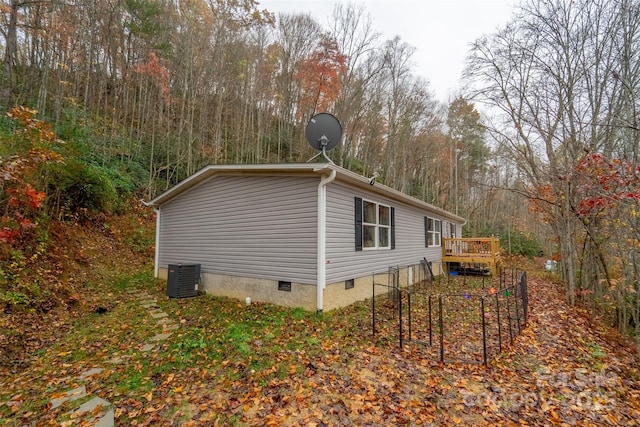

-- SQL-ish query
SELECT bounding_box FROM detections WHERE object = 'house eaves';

[146,163,466,224]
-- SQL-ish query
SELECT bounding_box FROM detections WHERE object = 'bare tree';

[327,3,383,168]
[466,0,640,334]
[271,13,323,160]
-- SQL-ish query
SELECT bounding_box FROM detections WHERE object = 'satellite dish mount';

[305,113,342,164]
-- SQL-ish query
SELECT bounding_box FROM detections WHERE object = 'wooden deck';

[442,237,502,275]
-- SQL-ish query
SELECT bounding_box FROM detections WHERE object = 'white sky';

[258,0,519,102]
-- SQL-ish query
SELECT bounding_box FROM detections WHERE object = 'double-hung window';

[425,217,442,247]
[355,197,394,251]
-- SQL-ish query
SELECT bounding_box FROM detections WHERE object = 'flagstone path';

[43,289,179,426]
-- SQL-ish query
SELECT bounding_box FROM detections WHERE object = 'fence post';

[372,275,376,337]
[428,294,433,346]
[408,291,412,344]
[438,296,444,363]
[521,271,528,323]
[495,292,502,352]
[505,287,514,342]
[481,297,488,366]
[513,284,521,333]
[399,288,403,349]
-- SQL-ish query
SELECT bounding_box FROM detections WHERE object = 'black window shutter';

[390,207,395,249]
[355,197,363,251]
[424,216,429,247]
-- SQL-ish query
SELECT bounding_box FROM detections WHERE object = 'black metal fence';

[372,267,528,365]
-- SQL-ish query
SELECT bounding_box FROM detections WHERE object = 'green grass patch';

[112,270,155,292]
[1,272,370,425]
[115,366,153,395]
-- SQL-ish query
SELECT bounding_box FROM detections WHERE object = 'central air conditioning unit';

[166,264,201,298]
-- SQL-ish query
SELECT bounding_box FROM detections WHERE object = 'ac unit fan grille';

[167,264,201,298]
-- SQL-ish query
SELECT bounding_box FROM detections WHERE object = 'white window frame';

[362,199,391,250]
[426,217,442,247]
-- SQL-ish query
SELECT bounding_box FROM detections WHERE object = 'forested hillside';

[1,0,639,353]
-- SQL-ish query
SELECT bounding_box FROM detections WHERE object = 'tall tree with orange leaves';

[294,35,347,120]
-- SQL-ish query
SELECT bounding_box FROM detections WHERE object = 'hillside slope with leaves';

[1,105,156,370]
[1,244,639,426]
[0,203,155,369]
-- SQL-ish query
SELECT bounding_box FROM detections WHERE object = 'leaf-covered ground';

[1,268,639,425]
[0,207,155,368]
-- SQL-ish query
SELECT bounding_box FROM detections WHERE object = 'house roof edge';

[146,163,466,223]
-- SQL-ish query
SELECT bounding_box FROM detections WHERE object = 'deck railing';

[442,237,502,274]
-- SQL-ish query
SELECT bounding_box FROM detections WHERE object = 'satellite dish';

[305,113,342,163]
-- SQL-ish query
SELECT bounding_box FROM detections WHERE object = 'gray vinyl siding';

[158,175,318,283]
[441,220,460,239]
[325,183,447,283]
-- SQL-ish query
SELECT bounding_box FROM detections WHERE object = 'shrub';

[46,160,119,217]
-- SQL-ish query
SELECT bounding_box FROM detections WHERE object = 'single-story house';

[146,163,466,311]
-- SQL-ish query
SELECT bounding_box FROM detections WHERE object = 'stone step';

[150,332,172,341]
[151,311,168,319]
[94,409,115,427]
[78,367,104,381]
[107,354,132,364]
[49,385,86,409]
[70,396,114,427]
[129,291,150,298]
[140,343,155,352]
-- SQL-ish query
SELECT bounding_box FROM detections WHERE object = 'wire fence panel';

[371,267,529,365]
[441,294,486,364]
[372,282,400,347]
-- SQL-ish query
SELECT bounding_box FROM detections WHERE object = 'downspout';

[317,169,337,312]
[153,207,160,278]
[141,199,161,278]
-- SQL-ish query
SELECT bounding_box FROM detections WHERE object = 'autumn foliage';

[0,107,156,367]
[0,107,61,248]
[294,36,347,118]
[574,153,640,218]
[528,152,640,230]
[135,52,171,105]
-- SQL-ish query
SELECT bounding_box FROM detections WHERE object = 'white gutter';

[153,207,160,277]
[316,169,337,312]
[140,199,162,278]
